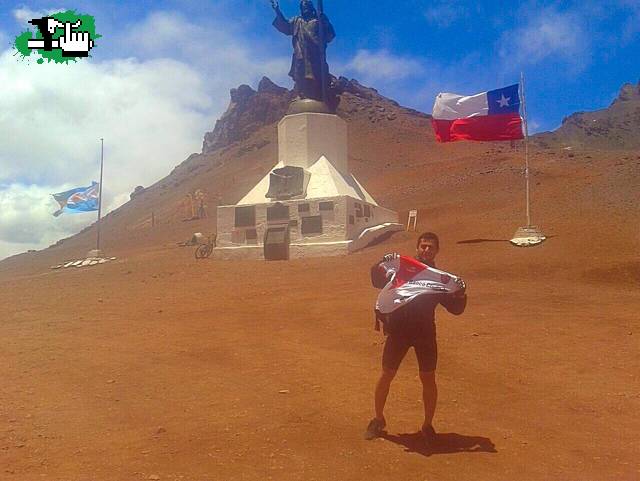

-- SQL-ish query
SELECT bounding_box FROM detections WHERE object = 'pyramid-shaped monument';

[215,112,401,260]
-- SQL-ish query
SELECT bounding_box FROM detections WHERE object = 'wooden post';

[407,210,418,231]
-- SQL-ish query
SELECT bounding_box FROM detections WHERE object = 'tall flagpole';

[510,73,544,246]
[520,72,531,227]
[96,138,104,251]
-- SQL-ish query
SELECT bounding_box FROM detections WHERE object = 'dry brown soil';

[0,125,639,480]
[1,213,639,480]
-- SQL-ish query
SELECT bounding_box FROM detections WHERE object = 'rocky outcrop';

[201,76,427,154]
[202,77,294,154]
[534,80,640,150]
[612,81,640,105]
[130,185,145,200]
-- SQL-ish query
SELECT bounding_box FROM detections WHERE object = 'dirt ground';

[1,204,639,481]
[1,127,639,480]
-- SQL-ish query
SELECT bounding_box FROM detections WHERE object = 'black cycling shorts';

[382,333,437,372]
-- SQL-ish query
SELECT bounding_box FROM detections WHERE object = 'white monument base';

[213,222,403,261]
[213,111,401,261]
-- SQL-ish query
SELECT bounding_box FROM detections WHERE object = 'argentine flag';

[52,182,100,217]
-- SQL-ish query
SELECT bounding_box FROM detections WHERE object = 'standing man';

[270,0,336,105]
[365,232,467,443]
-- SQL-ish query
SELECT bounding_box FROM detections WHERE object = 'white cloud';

[0,8,290,261]
[343,49,424,84]
[0,52,213,260]
[0,53,211,187]
[423,2,467,28]
[118,11,290,88]
[0,183,90,255]
[12,6,64,26]
[499,9,589,71]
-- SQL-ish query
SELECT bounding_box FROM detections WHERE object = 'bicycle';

[195,234,216,259]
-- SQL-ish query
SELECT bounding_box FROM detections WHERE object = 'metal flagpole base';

[87,249,105,258]
[510,225,546,247]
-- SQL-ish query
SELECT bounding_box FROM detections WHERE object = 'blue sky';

[0,0,638,260]
[3,0,639,129]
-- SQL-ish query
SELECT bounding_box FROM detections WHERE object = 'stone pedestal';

[213,111,402,261]
[277,113,348,175]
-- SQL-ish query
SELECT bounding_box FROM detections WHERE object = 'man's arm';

[441,278,467,315]
[441,292,467,315]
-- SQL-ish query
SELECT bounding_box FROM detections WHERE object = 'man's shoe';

[421,424,437,445]
[364,417,386,440]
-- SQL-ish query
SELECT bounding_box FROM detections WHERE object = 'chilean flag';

[431,84,524,142]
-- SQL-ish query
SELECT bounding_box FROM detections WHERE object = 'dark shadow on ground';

[457,235,555,245]
[364,230,400,248]
[456,239,510,244]
[381,431,497,457]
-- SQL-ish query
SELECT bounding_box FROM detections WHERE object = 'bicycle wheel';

[195,244,210,259]
[202,244,213,258]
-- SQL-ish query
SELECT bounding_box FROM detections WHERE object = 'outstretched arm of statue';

[271,0,285,19]
[271,0,292,35]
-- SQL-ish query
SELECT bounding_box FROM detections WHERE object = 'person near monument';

[194,189,207,219]
[270,0,336,105]
[365,232,467,443]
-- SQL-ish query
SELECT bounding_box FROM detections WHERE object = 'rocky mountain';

[201,76,425,154]
[534,81,640,150]
[0,76,434,270]
[1,77,637,274]
[202,77,293,154]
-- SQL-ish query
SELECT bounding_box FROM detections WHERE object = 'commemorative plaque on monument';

[214,1,402,260]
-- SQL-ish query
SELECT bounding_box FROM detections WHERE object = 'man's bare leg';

[365,368,397,439]
[375,368,397,421]
[419,370,437,431]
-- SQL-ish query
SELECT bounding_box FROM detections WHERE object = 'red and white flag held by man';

[431,84,524,142]
[375,256,464,316]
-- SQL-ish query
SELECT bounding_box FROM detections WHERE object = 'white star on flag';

[497,94,510,108]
